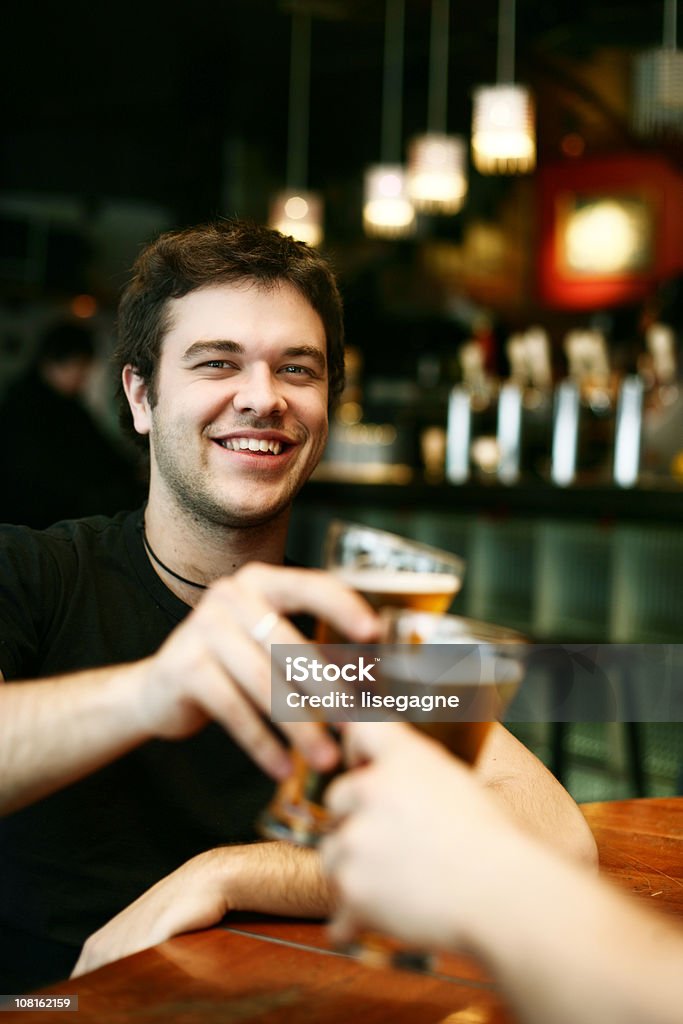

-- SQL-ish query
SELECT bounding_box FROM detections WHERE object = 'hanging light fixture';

[633,0,683,137]
[471,0,535,174]
[407,0,467,213]
[269,10,323,246]
[363,0,415,237]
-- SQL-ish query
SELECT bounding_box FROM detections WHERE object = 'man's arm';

[0,663,154,816]
[70,719,599,975]
[474,830,683,1024]
[71,841,329,977]
[322,723,682,1024]
[475,724,598,866]
[0,564,378,816]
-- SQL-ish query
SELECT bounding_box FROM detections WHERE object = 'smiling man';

[0,221,596,990]
[126,280,329,561]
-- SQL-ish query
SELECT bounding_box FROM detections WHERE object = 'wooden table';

[581,796,683,920]
[2,797,681,1023]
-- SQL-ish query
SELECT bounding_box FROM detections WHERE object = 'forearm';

[74,840,331,976]
[222,841,331,918]
[0,661,152,815]
[469,833,683,1024]
[475,725,598,867]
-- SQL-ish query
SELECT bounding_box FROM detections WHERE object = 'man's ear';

[122,365,152,436]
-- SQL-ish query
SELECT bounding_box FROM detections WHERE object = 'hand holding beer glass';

[258,521,465,844]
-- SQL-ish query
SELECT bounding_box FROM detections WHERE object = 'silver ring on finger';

[250,610,280,643]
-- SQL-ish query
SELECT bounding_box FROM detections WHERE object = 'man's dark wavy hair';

[114,219,345,445]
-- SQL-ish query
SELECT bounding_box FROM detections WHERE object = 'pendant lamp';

[633,0,683,137]
[471,0,535,174]
[364,0,415,237]
[269,11,323,246]
[407,0,467,213]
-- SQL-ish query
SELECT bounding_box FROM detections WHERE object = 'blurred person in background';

[0,319,142,527]
[322,722,681,1024]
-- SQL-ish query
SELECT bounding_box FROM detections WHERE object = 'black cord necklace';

[141,528,208,591]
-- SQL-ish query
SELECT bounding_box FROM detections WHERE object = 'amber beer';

[395,680,522,764]
[315,568,461,643]
[418,719,494,765]
[316,521,465,642]
[258,748,332,844]
[377,610,526,765]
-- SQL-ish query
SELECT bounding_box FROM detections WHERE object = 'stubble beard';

[149,416,325,531]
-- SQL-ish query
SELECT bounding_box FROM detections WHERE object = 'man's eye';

[203,360,234,369]
[281,365,314,376]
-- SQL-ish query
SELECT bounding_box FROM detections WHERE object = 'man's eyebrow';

[181,340,243,362]
[282,346,327,372]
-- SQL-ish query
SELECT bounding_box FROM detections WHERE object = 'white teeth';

[220,437,284,455]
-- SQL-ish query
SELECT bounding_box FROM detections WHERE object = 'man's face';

[128,280,329,528]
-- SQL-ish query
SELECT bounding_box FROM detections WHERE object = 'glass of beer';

[343,607,527,971]
[317,521,465,639]
[257,522,466,845]
[376,607,526,762]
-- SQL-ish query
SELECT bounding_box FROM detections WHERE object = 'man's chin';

[222,507,290,529]
[171,464,317,529]
[196,496,294,531]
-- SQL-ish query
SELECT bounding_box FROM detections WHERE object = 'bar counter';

[3,798,681,1023]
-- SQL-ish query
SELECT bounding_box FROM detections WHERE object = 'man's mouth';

[213,436,288,456]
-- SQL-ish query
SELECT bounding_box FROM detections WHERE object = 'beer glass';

[258,522,466,845]
[317,521,466,639]
[376,607,526,762]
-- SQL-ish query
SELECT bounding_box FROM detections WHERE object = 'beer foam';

[334,568,461,595]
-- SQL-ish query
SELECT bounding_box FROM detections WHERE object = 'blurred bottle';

[613,376,644,488]
[446,338,497,484]
[502,327,553,483]
[640,323,683,480]
[551,329,617,485]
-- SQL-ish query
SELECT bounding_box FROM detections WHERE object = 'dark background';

[3,1,672,226]
[1,1,680,379]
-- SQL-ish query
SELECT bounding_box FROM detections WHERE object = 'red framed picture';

[538,153,683,309]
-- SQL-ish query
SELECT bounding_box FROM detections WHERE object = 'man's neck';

[143,493,291,607]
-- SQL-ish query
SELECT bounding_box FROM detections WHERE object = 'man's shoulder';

[0,509,143,583]
[44,508,138,541]
[0,507,155,680]
[0,508,140,548]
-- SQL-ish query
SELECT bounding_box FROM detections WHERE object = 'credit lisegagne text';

[285,691,460,711]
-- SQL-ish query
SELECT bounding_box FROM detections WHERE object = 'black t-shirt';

[0,509,274,990]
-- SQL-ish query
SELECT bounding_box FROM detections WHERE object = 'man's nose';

[232,365,288,418]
